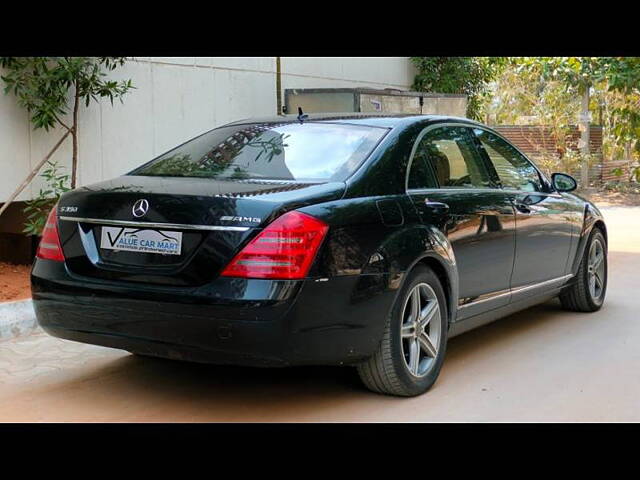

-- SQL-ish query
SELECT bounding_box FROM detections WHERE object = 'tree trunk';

[0,130,71,219]
[275,57,282,115]
[580,87,590,188]
[625,141,633,182]
[71,84,80,188]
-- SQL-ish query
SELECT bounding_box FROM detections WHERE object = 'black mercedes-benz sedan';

[31,113,608,396]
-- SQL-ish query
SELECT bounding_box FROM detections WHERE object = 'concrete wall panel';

[1,57,416,203]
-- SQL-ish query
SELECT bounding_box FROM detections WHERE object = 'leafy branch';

[0,57,134,224]
[23,161,71,236]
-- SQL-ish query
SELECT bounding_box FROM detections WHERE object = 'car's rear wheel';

[560,227,607,312]
[356,265,448,397]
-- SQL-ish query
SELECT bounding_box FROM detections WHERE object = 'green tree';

[486,60,583,175]
[0,57,133,218]
[411,57,506,120]
[599,57,640,166]
[514,57,640,184]
[593,82,640,163]
[520,57,604,91]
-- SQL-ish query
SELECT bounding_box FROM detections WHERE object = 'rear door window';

[411,126,493,189]
[407,152,437,190]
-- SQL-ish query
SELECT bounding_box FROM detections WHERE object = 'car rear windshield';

[130,122,388,182]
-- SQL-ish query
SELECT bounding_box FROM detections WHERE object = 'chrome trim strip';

[458,274,573,310]
[58,216,251,232]
[510,274,574,295]
[407,187,498,194]
[458,290,512,308]
[407,187,562,198]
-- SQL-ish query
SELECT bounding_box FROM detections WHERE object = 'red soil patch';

[0,262,31,302]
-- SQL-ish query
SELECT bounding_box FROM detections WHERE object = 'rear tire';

[560,228,607,312]
[356,265,448,397]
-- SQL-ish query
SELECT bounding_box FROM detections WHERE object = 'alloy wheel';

[587,238,606,303]
[400,283,441,377]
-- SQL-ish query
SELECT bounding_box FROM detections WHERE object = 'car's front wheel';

[560,227,607,312]
[356,265,448,397]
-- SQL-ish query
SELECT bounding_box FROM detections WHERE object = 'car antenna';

[297,107,309,124]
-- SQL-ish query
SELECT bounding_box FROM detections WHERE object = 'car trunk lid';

[57,175,344,286]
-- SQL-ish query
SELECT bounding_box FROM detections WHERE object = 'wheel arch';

[387,224,459,326]
[414,255,456,325]
[570,203,608,275]
[593,219,607,245]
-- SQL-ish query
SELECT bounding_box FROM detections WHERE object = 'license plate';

[100,227,182,255]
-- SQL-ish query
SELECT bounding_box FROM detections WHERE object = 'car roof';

[225,112,484,130]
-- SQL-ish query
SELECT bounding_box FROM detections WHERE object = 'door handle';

[424,200,449,214]
[514,202,531,214]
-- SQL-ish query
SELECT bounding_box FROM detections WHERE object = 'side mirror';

[552,173,577,192]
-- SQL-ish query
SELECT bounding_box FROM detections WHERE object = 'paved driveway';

[1,206,638,422]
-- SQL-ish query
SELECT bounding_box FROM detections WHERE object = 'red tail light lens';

[36,207,65,262]
[221,211,328,280]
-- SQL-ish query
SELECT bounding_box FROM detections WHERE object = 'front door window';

[472,128,543,192]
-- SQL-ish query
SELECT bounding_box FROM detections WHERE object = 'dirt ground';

[583,190,640,207]
[0,262,31,302]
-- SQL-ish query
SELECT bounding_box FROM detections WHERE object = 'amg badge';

[220,216,262,223]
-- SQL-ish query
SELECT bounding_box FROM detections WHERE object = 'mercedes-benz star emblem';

[132,199,149,218]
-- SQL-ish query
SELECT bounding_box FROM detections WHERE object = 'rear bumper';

[31,259,396,367]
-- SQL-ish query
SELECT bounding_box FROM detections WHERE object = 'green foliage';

[601,57,640,94]
[519,57,607,93]
[611,163,640,183]
[486,60,583,174]
[489,60,580,125]
[517,57,640,150]
[0,57,134,193]
[0,57,133,132]
[411,57,507,120]
[599,57,640,154]
[22,161,70,236]
[603,179,640,194]
[488,57,640,182]
[593,86,640,161]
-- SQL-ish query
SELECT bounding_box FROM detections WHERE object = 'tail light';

[36,207,65,262]
[221,211,328,280]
